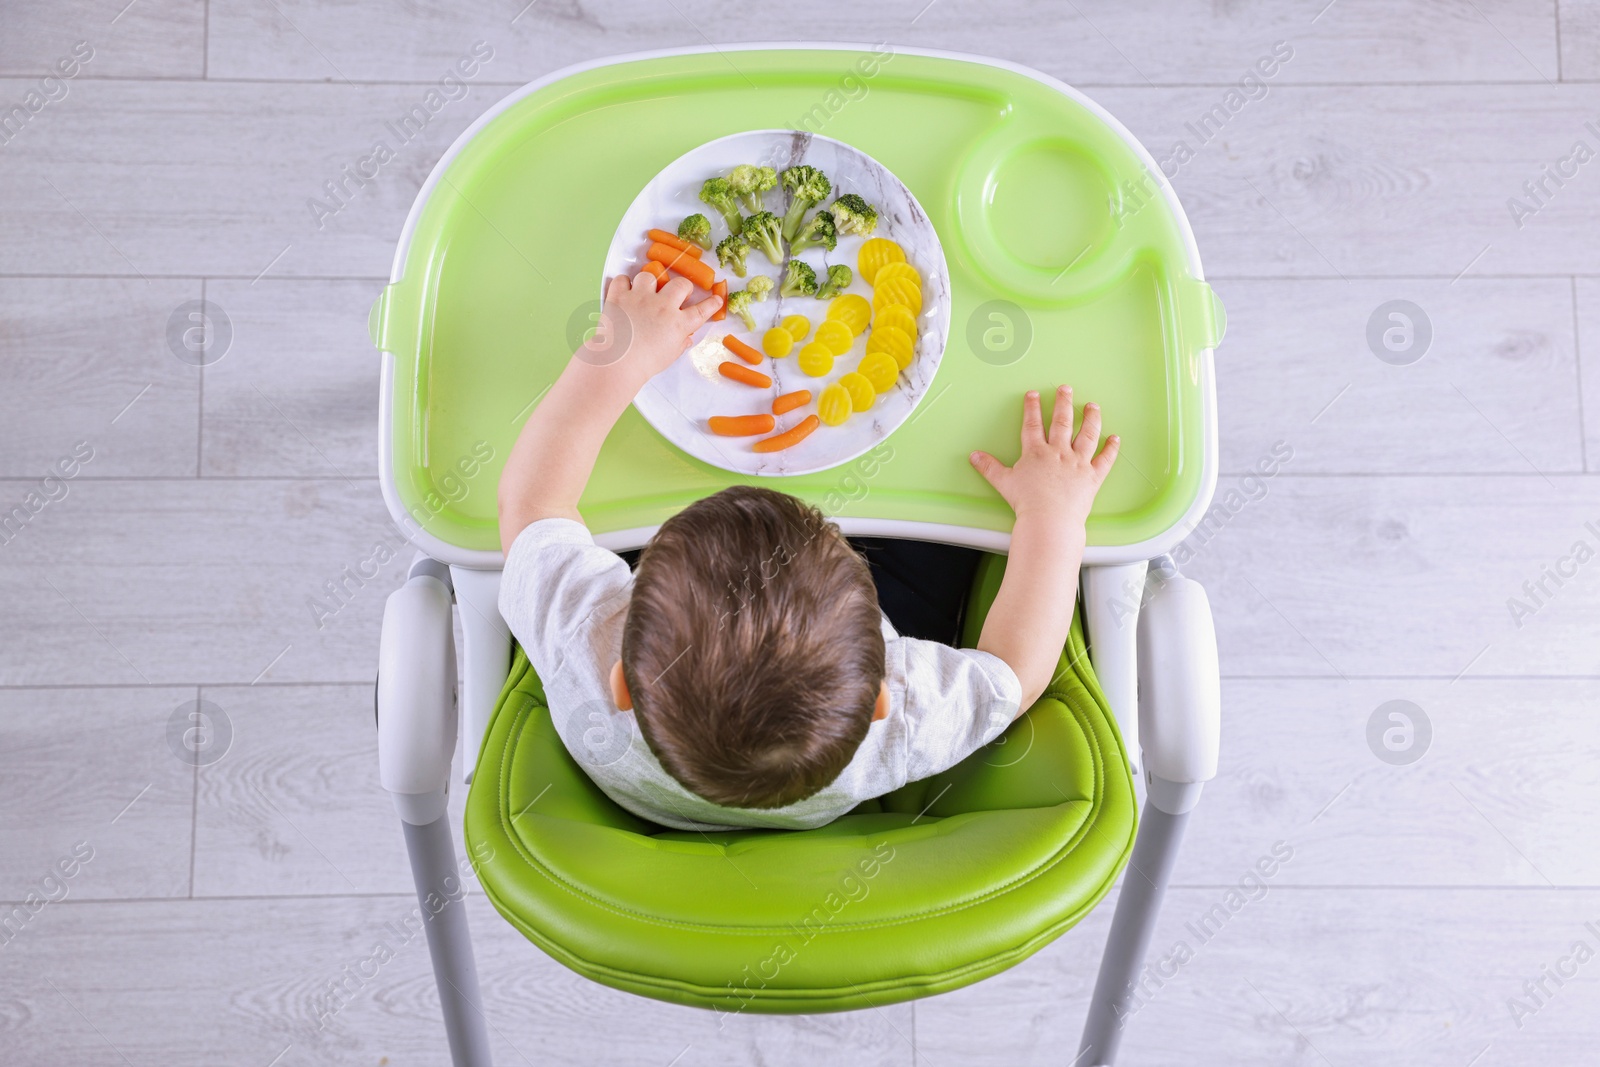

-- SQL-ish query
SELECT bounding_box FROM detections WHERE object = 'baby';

[497,271,1117,831]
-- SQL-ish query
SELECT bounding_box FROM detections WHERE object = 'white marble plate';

[603,129,950,477]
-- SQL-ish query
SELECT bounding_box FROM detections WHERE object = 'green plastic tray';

[372,46,1222,563]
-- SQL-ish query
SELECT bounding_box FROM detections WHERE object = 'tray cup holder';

[954,130,1123,304]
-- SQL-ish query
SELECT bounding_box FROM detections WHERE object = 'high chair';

[371,45,1224,1066]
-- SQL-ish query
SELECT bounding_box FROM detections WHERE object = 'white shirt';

[498,518,1023,832]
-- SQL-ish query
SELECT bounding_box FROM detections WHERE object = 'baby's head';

[616,486,886,810]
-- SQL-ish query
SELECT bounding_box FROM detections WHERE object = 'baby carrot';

[721,334,763,365]
[638,260,668,290]
[711,280,728,321]
[719,361,772,388]
[647,241,715,290]
[772,390,811,415]
[647,229,703,258]
[753,414,820,453]
[708,413,776,436]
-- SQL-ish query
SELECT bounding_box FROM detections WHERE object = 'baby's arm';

[498,272,722,554]
[969,386,1118,711]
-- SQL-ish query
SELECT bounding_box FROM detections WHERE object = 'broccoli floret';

[830,193,878,237]
[677,213,712,250]
[728,164,778,212]
[715,233,750,278]
[699,177,744,235]
[742,211,785,265]
[726,289,759,332]
[790,210,837,254]
[780,165,832,241]
[746,274,774,302]
[815,264,852,300]
[780,259,817,298]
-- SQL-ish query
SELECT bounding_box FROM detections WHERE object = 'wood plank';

[0,893,914,1065]
[0,0,204,80]
[1182,678,1600,888]
[0,479,412,687]
[1096,82,1600,277]
[13,83,1600,282]
[193,682,420,897]
[1558,0,1600,79]
[1177,473,1600,678]
[203,0,1557,86]
[915,886,1600,1065]
[194,672,1600,926]
[200,279,383,478]
[1212,277,1582,474]
[0,78,500,278]
[0,277,200,478]
[0,686,194,904]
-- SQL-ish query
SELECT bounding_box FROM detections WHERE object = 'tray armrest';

[1136,563,1221,814]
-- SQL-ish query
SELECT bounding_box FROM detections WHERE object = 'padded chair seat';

[465,554,1136,1013]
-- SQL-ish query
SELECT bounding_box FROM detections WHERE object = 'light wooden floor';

[4,2,1599,1064]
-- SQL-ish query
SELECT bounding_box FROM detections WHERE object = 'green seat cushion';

[464,553,1136,1013]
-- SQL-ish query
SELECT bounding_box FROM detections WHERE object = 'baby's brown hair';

[622,485,885,809]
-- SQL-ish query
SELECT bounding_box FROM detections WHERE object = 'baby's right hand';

[969,386,1118,527]
[587,271,722,384]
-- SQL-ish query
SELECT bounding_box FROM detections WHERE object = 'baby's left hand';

[584,271,722,383]
[969,386,1118,528]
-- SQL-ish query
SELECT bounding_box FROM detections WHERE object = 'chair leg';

[378,557,494,1065]
[400,802,494,1067]
[1077,789,1193,1066]
[1080,560,1220,1064]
